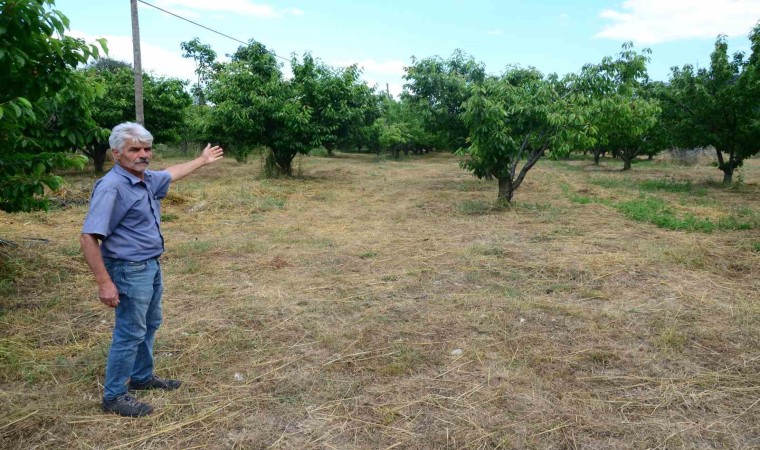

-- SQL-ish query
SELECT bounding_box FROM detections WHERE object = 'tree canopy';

[403,50,486,152]
[460,67,595,202]
[1,0,106,212]
[3,1,757,212]
[181,37,217,106]
[206,41,320,174]
[291,53,379,156]
[660,24,760,183]
[579,43,661,170]
[83,62,192,171]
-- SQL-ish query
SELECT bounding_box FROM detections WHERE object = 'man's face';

[113,140,152,178]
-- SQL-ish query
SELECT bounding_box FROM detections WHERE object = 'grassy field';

[0,151,758,449]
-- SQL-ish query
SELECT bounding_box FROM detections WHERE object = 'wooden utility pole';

[130,0,145,125]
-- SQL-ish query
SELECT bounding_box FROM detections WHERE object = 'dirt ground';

[1,152,758,449]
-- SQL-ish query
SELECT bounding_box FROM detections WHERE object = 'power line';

[136,0,292,63]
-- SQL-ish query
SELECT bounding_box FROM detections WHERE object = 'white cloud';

[487,29,503,36]
[69,30,197,81]
[596,0,760,44]
[154,0,303,18]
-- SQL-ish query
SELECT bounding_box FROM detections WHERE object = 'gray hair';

[109,122,153,153]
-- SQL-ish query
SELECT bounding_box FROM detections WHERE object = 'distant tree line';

[1,0,758,211]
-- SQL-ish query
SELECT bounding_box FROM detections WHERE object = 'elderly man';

[81,122,223,417]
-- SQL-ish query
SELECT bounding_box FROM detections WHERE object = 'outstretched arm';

[165,143,224,182]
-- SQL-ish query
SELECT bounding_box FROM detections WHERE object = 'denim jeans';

[102,257,163,401]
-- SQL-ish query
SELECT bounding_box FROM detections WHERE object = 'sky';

[55,0,760,97]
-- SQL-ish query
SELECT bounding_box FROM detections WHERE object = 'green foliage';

[80,64,191,171]
[87,65,192,143]
[403,50,486,151]
[0,0,107,211]
[659,24,760,184]
[0,152,87,212]
[366,95,433,157]
[459,67,595,202]
[181,37,217,105]
[292,53,379,155]
[577,43,661,170]
[207,42,322,175]
[177,105,214,153]
[86,57,130,73]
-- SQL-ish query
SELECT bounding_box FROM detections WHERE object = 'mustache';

[136,158,150,164]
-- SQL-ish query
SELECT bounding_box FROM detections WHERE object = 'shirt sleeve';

[82,183,120,238]
[151,170,172,200]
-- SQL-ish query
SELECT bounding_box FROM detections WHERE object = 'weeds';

[616,196,717,231]
[563,180,757,232]
[638,178,694,193]
[456,199,495,215]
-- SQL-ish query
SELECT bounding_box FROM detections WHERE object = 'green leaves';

[661,23,760,183]
[404,50,486,151]
[0,0,108,212]
[0,153,87,212]
[85,65,192,145]
[575,43,662,168]
[291,53,379,154]
[207,42,304,170]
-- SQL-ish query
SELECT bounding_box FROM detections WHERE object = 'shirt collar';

[113,163,149,186]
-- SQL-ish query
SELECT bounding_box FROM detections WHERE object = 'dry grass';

[0,152,758,449]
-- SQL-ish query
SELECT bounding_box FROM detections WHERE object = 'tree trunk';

[267,150,294,177]
[85,143,109,173]
[714,148,735,185]
[722,166,733,184]
[620,147,637,171]
[497,177,514,203]
[92,148,107,173]
[278,157,293,176]
[593,148,601,165]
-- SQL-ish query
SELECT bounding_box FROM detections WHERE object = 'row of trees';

[1,0,758,211]
[403,32,759,200]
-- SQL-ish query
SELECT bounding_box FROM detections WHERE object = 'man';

[81,122,223,417]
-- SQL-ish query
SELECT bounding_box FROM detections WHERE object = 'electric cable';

[136,0,292,63]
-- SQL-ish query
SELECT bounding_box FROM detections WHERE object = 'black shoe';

[102,394,153,417]
[129,375,182,392]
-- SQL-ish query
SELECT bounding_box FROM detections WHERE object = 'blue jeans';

[102,257,163,401]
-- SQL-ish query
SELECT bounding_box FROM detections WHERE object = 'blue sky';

[57,0,759,96]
